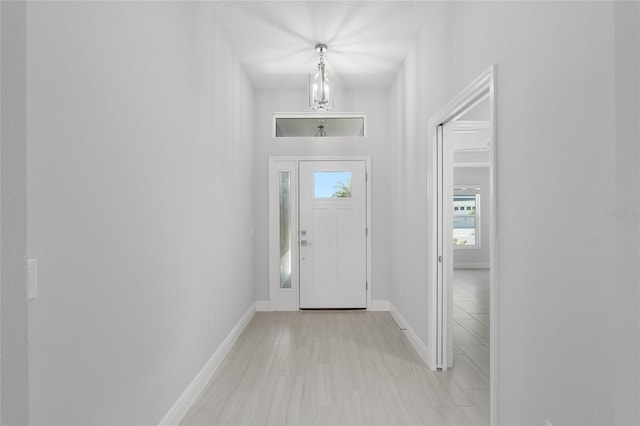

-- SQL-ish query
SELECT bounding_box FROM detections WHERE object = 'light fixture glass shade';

[309,54,334,111]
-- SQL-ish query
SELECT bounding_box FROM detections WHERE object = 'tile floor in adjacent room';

[181,269,490,426]
[452,268,491,424]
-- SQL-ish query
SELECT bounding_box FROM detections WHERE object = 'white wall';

[27,3,255,424]
[453,166,490,268]
[614,2,640,424]
[389,11,451,361]
[1,0,2,409]
[1,1,29,424]
[253,89,392,303]
[391,2,639,424]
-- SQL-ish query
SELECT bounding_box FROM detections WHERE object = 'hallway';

[10,2,639,424]
[181,311,488,425]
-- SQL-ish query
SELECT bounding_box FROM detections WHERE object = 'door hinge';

[366,227,368,237]
[366,171,368,182]
[366,281,368,290]
[438,255,443,263]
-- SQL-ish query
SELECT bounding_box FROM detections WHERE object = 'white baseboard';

[367,300,389,311]
[158,302,256,425]
[454,262,490,269]
[255,300,272,312]
[388,302,431,368]
[256,301,297,311]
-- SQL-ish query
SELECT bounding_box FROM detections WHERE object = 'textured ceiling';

[209,1,432,89]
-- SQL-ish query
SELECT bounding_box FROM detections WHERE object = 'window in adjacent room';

[453,186,480,248]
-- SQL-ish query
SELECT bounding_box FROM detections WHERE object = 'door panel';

[299,161,367,308]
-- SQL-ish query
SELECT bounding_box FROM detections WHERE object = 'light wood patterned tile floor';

[453,268,490,386]
[181,304,489,425]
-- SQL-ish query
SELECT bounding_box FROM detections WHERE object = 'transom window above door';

[273,113,366,138]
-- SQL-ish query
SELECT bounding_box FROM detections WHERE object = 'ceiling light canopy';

[309,44,334,111]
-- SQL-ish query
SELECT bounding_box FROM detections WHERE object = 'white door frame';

[427,66,498,424]
[268,156,372,311]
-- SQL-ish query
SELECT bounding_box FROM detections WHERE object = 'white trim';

[365,159,372,310]
[389,303,431,368]
[454,263,490,269]
[158,303,256,426]
[488,66,499,426]
[427,65,498,425]
[367,300,389,311]
[255,301,272,312]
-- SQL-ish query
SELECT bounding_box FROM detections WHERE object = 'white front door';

[298,160,367,308]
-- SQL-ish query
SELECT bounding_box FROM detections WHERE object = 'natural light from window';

[313,171,352,198]
[453,190,480,248]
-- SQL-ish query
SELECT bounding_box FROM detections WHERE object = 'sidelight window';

[279,172,292,288]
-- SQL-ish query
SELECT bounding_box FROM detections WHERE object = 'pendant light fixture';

[309,44,334,111]
[315,118,327,137]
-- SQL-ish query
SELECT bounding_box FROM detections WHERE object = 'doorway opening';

[428,66,497,424]
[268,156,371,311]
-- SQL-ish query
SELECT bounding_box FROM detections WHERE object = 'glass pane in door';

[313,171,352,198]
[279,172,292,288]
